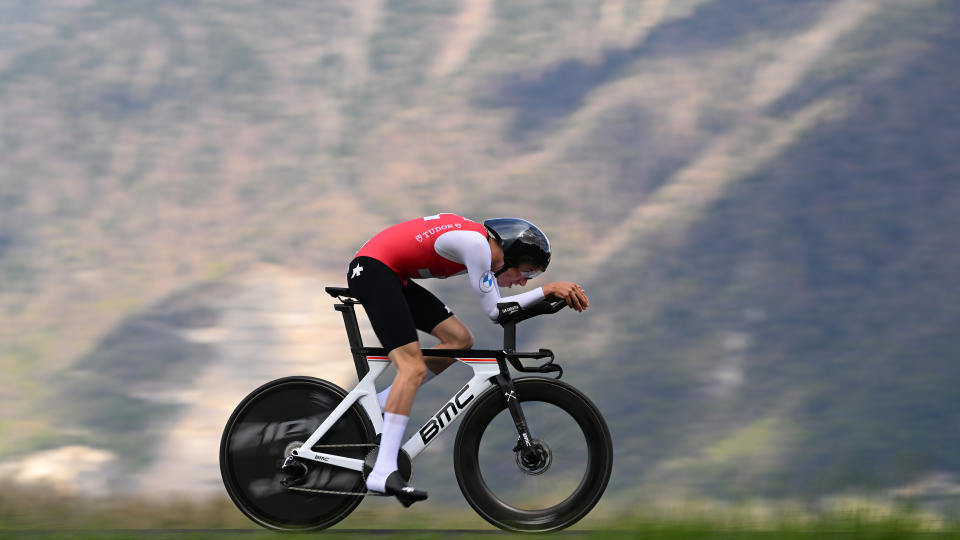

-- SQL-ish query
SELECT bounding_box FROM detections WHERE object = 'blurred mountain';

[1,0,958,502]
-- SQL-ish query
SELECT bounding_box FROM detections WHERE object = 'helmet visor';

[521,268,542,279]
[494,265,543,279]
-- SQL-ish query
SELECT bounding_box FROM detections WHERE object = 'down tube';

[402,359,500,460]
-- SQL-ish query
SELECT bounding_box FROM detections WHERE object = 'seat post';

[335,302,369,379]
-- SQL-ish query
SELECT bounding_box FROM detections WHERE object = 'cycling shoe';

[381,471,428,507]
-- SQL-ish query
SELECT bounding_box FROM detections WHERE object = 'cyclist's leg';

[375,317,470,407]
[346,257,428,503]
[369,341,428,503]
[407,279,473,373]
[383,341,427,416]
[377,282,472,406]
[424,316,473,375]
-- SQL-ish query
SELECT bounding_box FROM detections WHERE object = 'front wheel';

[219,376,375,531]
[454,377,613,532]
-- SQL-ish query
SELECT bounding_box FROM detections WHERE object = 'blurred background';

[1,0,959,524]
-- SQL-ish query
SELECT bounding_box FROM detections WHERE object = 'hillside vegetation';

[1,0,958,504]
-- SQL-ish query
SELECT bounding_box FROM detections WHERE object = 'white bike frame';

[290,355,501,472]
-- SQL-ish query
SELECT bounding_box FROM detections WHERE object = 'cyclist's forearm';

[499,286,544,309]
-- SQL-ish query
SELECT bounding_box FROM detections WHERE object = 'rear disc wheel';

[220,376,374,531]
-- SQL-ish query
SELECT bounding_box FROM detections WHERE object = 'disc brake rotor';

[515,439,552,475]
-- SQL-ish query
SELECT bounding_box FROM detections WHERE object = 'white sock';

[377,368,436,410]
[366,412,409,493]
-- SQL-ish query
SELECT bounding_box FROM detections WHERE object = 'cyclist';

[346,213,589,506]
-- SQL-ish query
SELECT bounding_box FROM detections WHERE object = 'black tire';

[454,377,613,533]
[219,376,375,531]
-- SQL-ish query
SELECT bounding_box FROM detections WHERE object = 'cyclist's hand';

[544,282,589,312]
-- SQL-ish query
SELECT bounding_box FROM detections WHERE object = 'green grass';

[1,482,958,539]
[1,521,959,540]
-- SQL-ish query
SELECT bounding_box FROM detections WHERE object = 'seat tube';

[335,303,369,379]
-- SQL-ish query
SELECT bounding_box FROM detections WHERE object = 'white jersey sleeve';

[435,230,545,320]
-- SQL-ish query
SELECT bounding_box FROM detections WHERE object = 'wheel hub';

[515,439,552,475]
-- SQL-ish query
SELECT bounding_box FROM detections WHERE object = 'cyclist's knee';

[397,361,428,384]
[390,343,428,382]
[457,333,474,350]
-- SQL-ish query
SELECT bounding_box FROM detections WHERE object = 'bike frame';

[291,353,501,472]
[289,290,560,473]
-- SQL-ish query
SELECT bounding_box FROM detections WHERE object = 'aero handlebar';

[496,296,568,326]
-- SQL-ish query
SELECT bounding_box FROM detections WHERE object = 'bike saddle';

[325,286,354,299]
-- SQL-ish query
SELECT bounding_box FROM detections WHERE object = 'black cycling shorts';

[346,256,454,353]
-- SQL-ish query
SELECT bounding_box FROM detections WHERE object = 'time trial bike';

[219,286,613,532]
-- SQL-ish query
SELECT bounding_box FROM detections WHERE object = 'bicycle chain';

[286,485,384,496]
[283,443,382,497]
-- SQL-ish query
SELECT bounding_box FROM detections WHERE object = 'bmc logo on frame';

[419,385,474,444]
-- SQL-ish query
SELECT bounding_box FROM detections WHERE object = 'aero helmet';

[483,217,551,277]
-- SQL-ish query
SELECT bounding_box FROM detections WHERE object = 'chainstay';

[284,443,380,497]
[311,443,378,448]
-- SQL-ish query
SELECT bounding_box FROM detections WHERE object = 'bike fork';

[493,374,536,454]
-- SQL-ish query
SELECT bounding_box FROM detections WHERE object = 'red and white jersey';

[356,213,487,281]
[355,213,544,320]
